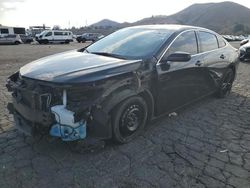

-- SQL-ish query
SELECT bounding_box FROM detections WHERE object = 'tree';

[52,25,61,30]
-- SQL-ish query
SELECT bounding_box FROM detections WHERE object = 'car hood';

[20,50,142,84]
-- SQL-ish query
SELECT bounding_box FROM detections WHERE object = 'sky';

[0,0,250,28]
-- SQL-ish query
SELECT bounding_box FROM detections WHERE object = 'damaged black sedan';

[6,25,239,143]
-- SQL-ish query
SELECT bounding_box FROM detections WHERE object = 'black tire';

[14,41,20,45]
[111,96,148,144]
[44,39,49,44]
[216,69,234,98]
[65,40,70,44]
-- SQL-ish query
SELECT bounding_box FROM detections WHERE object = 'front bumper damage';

[6,72,111,141]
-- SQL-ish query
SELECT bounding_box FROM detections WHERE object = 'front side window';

[199,31,218,52]
[45,32,52,37]
[166,31,198,56]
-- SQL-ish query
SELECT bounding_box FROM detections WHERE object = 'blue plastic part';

[49,121,86,141]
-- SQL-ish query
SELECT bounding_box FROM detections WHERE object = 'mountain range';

[90,1,250,34]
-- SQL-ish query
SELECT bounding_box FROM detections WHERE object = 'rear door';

[196,31,228,92]
[156,30,209,114]
[0,35,6,44]
[53,31,63,42]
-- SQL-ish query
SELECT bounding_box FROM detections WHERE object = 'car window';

[166,31,198,56]
[8,35,16,38]
[0,28,9,34]
[199,31,218,52]
[45,32,52,37]
[217,36,226,48]
[87,28,174,59]
[54,32,63,36]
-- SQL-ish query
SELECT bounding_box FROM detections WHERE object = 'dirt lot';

[0,42,250,188]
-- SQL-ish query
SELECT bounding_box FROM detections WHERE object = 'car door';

[44,31,53,42]
[5,35,15,44]
[155,30,210,115]
[196,31,228,92]
[0,35,6,44]
[53,31,61,42]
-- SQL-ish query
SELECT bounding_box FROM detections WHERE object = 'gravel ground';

[0,42,249,188]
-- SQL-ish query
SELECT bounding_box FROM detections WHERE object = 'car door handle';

[220,54,225,59]
[195,60,202,66]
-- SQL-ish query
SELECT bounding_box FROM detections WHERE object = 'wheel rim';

[119,104,145,138]
[221,71,233,96]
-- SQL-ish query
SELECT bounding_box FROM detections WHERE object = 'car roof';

[127,24,216,34]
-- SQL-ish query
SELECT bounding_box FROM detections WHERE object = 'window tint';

[199,31,218,52]
[45,32,52,37]
[54,32,63,36]
[167,31,198,56]
[217,36,226,48]
[0,28,9,34]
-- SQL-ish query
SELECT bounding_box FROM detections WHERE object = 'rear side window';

[217,36,226,48]
[7,35,16,38]
[199,31,218,52]
[167,31,198,56]
[54,32,63,36]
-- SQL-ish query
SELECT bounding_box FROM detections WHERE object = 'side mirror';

[165,52,191,62]
[240,39,249,46]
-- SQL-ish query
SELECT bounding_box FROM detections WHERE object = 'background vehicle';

[76,33,103,43]
[20,34,33,43]
[0,26,25,35]
[35,30,73,44]
[239,39,250,61]
[7,25,239,143]
[0,34,22,45]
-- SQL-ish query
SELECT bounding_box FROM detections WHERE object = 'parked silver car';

[0,34,22,45]
[76,33,104,43]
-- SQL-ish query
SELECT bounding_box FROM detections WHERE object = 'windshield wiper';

[90,52,127,59]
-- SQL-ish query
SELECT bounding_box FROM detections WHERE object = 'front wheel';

[112,96,148,144]
[216,69,234,98]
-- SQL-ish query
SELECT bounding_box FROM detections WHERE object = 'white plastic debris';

[168,112,178,117]
[220,149,228,153]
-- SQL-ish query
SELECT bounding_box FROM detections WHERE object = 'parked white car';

[35,30,73,44]
[0,34,22,45]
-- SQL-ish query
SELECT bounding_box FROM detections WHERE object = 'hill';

[91,19,120,28]
[133,1,250,34]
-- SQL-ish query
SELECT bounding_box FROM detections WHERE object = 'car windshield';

[86,27,174,59]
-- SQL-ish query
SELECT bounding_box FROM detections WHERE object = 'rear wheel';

[14,41,20,45]
[111,96,148,144]
[216,69,234,98]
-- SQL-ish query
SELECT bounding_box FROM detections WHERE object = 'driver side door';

[155,30,207,115]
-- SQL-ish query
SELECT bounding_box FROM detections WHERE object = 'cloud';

[0,0,25,12]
